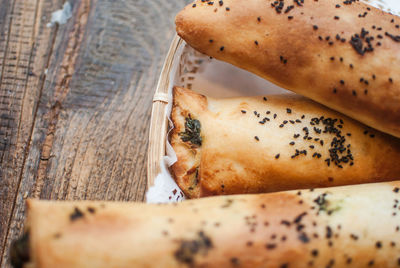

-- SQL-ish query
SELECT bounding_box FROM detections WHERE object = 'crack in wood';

[32,1,91,198]
[0,0,43,265]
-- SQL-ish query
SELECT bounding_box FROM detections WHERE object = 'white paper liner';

[146,0,400,203]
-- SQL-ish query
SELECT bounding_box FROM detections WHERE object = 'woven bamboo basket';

[147,35,187,188]
[147,33,220,192]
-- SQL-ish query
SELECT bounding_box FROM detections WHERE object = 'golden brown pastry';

[11,182,400,268]
[170,87,400,198]
[175,0,400,138]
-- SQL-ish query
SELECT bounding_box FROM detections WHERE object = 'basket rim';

[146,35,183,188]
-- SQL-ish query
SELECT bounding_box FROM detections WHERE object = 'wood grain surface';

[0,0,189,266]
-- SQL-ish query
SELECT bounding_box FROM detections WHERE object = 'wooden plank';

[0,0,190,266]
[0,0,60,266]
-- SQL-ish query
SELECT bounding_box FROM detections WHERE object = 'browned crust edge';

[169,86,208,198]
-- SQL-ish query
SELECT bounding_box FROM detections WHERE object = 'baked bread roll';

[170,87,400,198]
[175,0,400,138]
[11,182,400,268]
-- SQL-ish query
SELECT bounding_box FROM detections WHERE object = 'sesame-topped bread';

[11,182,400,267]
[170,87,400,198]
[175,0,400,138]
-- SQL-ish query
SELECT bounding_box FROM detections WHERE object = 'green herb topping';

[180,116,202,146]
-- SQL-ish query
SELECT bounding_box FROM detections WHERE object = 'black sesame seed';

[265,243,277,250]
[70,207,84,221]
[275,154,280,159]
[220,46,224,51]
[313,25,318,30]
[225,7,230,11]
[298,232,310,243]
[350,234,359,240]
[254,136,259,141]
[87,207,96,214]
[311,249,318,257]
[241,110,246,114]
[192,3,197,7]
[230,257,239,265]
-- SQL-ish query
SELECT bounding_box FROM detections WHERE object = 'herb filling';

[180,116,202,146]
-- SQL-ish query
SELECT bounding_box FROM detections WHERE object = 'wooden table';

[0,0,189,266]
